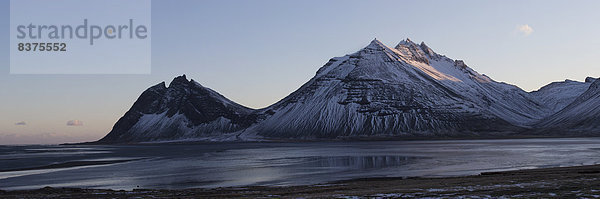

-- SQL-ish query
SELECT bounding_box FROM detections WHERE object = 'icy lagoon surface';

[2,138,600,190]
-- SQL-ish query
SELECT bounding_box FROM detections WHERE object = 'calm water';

[2,138,600,190]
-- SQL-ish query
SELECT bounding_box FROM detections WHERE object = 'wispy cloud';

[515,24,534,36]
[15,121,26,126]
[66,120,83,126]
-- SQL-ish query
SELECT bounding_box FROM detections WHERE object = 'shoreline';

[3,164,600,198]
[65,135,600,146]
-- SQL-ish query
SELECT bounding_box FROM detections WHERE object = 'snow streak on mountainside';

[98,39,597,143]
[530,78,596,112]
[536,78,600,133]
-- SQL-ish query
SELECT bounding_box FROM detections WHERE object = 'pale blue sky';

[1,0,599,144]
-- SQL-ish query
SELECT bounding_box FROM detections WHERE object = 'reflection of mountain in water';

[302,156,420,169]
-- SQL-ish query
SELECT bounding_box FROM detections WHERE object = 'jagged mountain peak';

[165,75,212,91]
[360,39,443,63]
[419,42,438,57]
[168,74,190,87]
[149,81,167,91]
[391,39,447,65]
[586,77,598,83]
[396,38,416,47]
[395,38,433,52]
[364,38,390,50]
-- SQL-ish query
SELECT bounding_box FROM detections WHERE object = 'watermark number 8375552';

[18,43,67,51]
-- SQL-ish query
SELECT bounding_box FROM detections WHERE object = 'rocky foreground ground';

[3,164,600,198]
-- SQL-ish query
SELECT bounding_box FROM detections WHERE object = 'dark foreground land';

[3,164,600,198]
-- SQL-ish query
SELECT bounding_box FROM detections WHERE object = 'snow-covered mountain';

[97,75,258,143]
[97,39,597,143]
[245,39,550,139]
[530,77,596,112]
[536,78,600,134]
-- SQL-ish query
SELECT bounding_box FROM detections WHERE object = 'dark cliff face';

[160,75,256,127]
[97,75,257,143]
[98,82,168,143]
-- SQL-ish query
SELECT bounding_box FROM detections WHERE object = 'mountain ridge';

[97,39,599,143]
[534,78,600,134]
